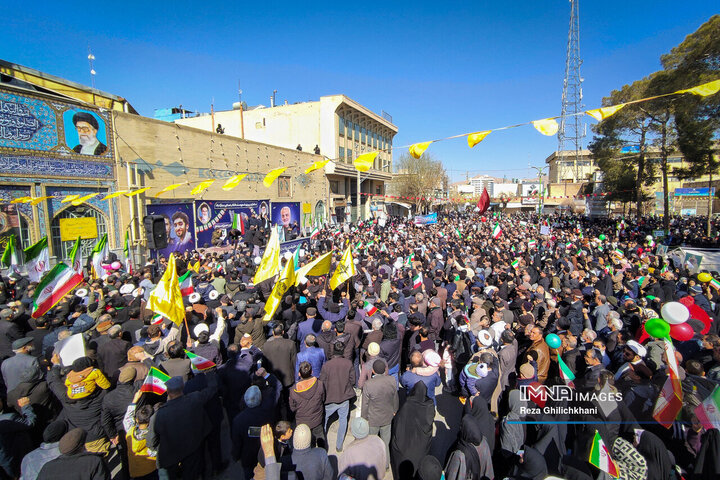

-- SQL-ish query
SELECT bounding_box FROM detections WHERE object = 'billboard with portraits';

[193,199,269,248]
[271,202,300,229]
[145,203,196,258]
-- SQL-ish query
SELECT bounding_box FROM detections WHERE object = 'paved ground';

[217,383,462,480]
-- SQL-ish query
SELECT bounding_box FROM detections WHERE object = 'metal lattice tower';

[558,0,584,183]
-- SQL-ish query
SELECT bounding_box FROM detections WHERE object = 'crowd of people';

[1,210,720,480]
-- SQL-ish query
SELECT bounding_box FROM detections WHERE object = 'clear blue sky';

[3,1,716,182]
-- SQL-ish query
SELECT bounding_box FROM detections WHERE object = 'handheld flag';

[295,251,333,285]
[24,236,49,282]
[492,223,502,239]
[558,355,576,387]
[413,273,423,289]
[253,229,281,284]
[141,367,171,395]
[310,226,320,239]
[185,350,216,371]
[263,257,297,321]
[695,385,720,430]
[69,236,83,275]
[652,339,683,428]
[231,212,245,235]
[476,188,490,214]
[178,270,194,296]
[363,301,378,317]
[588,431,619,478]
[31,262,84,319]
[1,234,23,274]
[123,231,133,274]
[91,234,109,279]
[147,253,185,326]
[329,246,356,290]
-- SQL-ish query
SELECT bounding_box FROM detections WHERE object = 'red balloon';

[669,322,694,341]
[480,216,487,223]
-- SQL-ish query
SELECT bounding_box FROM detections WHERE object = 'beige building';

[175,95,398,221]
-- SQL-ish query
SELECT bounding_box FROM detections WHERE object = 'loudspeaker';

[143,215,168,250]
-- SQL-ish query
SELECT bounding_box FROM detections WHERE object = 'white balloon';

[284,251,292,260]
[353,258,359,265]
[394,261,403,269]
[661,301,690,325]
[254,256,261,265]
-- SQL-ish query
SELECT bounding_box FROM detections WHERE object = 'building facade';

[175,95,398,221]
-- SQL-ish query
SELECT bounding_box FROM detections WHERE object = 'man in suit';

[361,360,398,456]
[147,373,218,479]
[576,348,604,392]
[262,324,297,420]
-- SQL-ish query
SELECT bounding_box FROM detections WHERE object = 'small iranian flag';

[141,367,171,395]
[455,227,462,238]
[413,273,422,289]
[695,385,720,430]
[231,213,245,235]
[123,231,133,274]
[185,350,216,371]
[710,278,720,291]
[310,226,320,239]
[91,234,109,279]
[151,314,164,325]
[364,301,378,316]
[528,240,537,249]
[492,223,502,239]
[558,355,576,387]
[1,234,23,274]
[510,259,519,269]
[31,262,84,319]
[510,246,516,253]
[566,242,573,249]
[405,253,414,267]
[178,271,194,296]
[588,430,619,478]
[614,249,624,257]
[380,244,388,252]
[24,236,49,283]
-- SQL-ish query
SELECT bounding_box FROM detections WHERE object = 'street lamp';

[528,164,548,214]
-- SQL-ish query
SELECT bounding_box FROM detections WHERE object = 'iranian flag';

[653,339,683,428]
[405,253,414,267]
[528,240,537,249]
[185,350,216,371]
[310,226,320,239]
[695,385,720,430]
[613,248,624,257]
[710,278,720,291]
[364,301,378,316]
[69,236,83,276]
[455,227,462,238]
[1,234,23,274]
[510,259,519,269]
[492,223,502,239]
[31,262,84,319]
[178,271,194,296]
[24,236,49,282]
[558,355,576,387]
[123,231,133,274]
[413,273,422,289]
[151,314,165,325]
[141,367,171,395]
[588,430,619,478]
[231,213,245,235]
[91,234,109,279]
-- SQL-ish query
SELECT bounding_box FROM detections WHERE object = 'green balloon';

[645,318,670,339]
[599,234,606,240]
[545,333,562,349]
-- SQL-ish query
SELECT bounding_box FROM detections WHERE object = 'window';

[338,146,345,160]
[338,117,345,136]
[278,176,291,197]
[347,122,353,141]
[355,124,360,142]
[361,127,366,144]
[347,149,353,161]
[330,181,339,194]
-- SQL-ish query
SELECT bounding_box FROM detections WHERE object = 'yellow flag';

[295,251,333,285]
[222,174,247,191]
[585,104,625,121]
[11,196,31,204]
[28,196,53,206]
[253,228,281,284]
[190,179,215,195]
[677,79,720,97]
[154,184,183,198]
[467,131,491,148]
[263,257,297,321]
[329,246,356,290]
[263,167,287,188]
[147,253,185,326]
[61,194,80,204]
[189,261,200,274]
[102,191,128,200]
[71,193,98,206]
[126,187,151,197]
[354,152,378,172]
[532,118,559,136]
[305,160,329,174]
[409,141,432,159]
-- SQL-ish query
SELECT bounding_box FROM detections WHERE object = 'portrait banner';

[194,199,269,248]
[271,202,300,230]
[145,203,196,257]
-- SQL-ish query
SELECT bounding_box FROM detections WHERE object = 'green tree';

[661,15,720,235]
[392,152,448,213]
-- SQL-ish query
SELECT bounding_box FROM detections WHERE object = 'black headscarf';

[455,416,484,480]
[466,395,496,452]
[515,446,548,480]
[636,430,673,480]
[416,455,443,480]
[390,381,435,477]
[693,428,720,479]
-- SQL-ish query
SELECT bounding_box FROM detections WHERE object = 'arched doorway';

[51,205,108,260]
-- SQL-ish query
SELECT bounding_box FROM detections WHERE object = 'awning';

[388,201,412,210]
